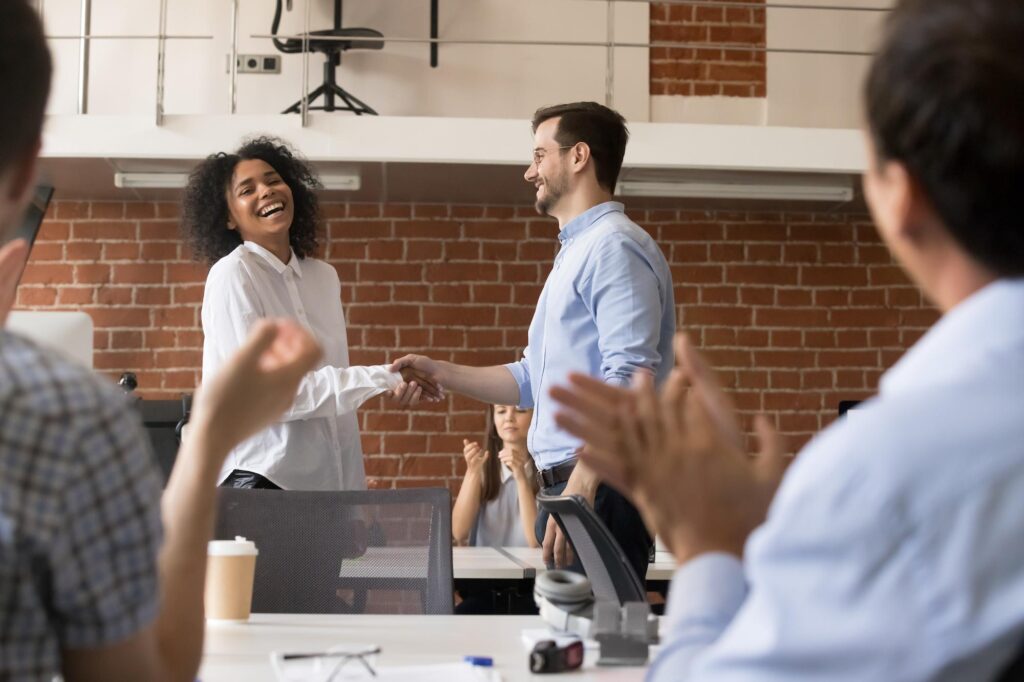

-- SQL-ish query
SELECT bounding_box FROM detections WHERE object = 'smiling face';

[524,117,571,216]
[493,405,532,447]
[225,158,295,258]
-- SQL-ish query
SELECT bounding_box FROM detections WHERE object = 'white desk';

[453,547,531,580]
[495,547,678,582]
[200,613,649,682]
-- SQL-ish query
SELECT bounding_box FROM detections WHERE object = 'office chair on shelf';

[271,0,384,115]
[214,487,453,614]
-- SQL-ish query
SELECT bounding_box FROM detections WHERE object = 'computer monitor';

[838,399,864,417]
[5,310,94,368]
[11,184,53,245]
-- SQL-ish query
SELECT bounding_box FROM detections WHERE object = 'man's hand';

[189,319,322,459]
[550,332,787,565]
[541,460,599,569]
[0,239,30,325]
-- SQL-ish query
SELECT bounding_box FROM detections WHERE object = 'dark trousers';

[534,480,652,585]
[220,469,282,490]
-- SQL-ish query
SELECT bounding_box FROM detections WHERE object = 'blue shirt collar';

[558,201,624,244]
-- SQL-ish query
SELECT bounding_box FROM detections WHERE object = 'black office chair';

[135,394,191,486]
[214,487,453,614]
[271,0,384,115]
[537,493,647,606]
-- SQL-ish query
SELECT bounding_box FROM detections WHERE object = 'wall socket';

[226,54,281,74]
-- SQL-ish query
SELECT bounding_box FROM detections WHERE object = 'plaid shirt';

[0,331,163,681]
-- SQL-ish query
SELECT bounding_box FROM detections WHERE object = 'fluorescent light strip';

[114,171,361,191]
[617,180,853,202]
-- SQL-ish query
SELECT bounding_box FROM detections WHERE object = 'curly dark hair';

[181,136,323,265]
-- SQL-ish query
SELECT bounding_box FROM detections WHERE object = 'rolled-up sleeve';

[580,236,665,387]
[504,353,534,409]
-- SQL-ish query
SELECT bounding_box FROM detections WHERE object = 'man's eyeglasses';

[531,145,575,166]
[270,644,381,681]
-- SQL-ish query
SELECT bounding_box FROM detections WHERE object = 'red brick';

[112,264,164,284]
[426,263,499,283]
[153,307,196,328]
[725,265,798,285]
[422,305,495,326]
[57,287,94,305]
[16,287,56,306]
[66,242,102,260]
[91,202,124,219]
[754,308,828,327]
[360,262,422,283]
[446,242,481,260]
[172,285,204,304]
[20,264,73,285]
[347,304,422,326]
[463,221,527,241]
[95,286,133,305]
[473,284,512,303]
[166,263,208,283]
[125,203,157,219]
[72,221,135,241]
[140,220,179,241]
[407,241,443,260]
[393,220,461,240]
[55,202,89,219]
[85,306,150,329]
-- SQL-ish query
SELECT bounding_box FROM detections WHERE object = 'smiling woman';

[180,138,438,491]
[182,137,320,266]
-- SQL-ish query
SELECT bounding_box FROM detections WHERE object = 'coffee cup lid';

[207,536,258,556]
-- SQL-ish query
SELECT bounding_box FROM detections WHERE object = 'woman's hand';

[463,439,489,477]
[499,446,531,481]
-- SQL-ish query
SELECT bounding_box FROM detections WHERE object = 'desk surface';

[200,613,648,682]
[327,546,675,582]
[490,547,678,582]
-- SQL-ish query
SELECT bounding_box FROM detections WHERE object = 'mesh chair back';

[214,488,453,614]
[537,492,646,605]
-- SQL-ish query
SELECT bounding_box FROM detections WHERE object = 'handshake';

[390,353,446,406]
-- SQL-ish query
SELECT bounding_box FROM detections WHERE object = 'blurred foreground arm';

[62,320,321,682]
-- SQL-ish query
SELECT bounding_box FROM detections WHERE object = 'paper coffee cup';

[205,536,258,621]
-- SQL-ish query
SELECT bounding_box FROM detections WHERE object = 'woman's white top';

[201,242,400,490]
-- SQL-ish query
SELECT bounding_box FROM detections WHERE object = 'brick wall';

[19,200,937,493]
[651,0,767,97]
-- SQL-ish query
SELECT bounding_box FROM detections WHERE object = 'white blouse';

[201,242,400,490]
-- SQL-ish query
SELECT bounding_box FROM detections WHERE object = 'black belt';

[539,459,577,489]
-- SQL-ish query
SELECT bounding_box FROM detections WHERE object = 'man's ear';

[569,142,592,177]
[890,162,942,244]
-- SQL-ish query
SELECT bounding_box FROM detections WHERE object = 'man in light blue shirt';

[550,0,1024,678]
[393,103,674,579]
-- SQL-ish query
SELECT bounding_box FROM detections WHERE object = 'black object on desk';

[272,0,384,115]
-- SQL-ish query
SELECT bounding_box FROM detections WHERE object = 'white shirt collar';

[242,241,302,279]
[881,278,1024,396]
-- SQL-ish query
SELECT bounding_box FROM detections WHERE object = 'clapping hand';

[463,439,490,476]
[498,445,531,481]
[550,332,787,564]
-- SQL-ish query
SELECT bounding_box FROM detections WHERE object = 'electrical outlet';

[226,54,281,74]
